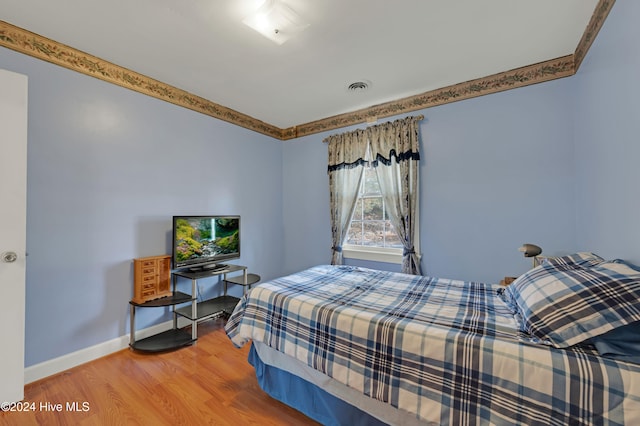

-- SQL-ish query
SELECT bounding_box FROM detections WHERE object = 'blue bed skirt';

[248,343,387,426]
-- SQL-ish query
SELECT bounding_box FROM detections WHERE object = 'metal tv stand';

[172,264,250,341]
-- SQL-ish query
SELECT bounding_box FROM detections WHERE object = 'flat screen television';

[172,215,240,271]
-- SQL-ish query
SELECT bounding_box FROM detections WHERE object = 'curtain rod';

[322,114,424,143]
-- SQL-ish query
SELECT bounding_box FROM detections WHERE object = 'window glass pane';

[384,220,402,247]
[362,168,380,195]
[345,163,404,253]
[346,221,362,245]
[362,197,383,221]
[361,221,384,246]
[351,198,363,220]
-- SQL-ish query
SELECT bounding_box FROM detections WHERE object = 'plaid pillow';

[505,258,640,348]
[542,251,604,268]
[594,259,640,275]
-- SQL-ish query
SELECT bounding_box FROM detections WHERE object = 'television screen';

[172,215,240,270]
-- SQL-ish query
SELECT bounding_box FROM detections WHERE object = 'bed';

[225,254,640,425]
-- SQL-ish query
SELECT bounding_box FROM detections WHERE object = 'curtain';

[327,130,368,265]
[367,116,422,274]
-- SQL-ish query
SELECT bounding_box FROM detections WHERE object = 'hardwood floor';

[0,318,320,426]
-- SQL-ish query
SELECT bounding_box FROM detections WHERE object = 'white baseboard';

[24,318,192,384]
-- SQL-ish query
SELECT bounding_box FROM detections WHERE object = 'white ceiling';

[0,0,600,129]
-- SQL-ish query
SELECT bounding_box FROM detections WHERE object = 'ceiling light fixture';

[242,0,309,45]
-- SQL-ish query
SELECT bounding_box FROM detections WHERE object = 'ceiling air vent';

[347,80,371,92]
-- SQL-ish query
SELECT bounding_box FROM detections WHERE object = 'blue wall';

[282,80,576,284]
[1,0,637,369]
[0,47,284,367]
[572,0,640,265]
[281,1,640,283]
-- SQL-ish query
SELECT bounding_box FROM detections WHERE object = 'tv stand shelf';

[174,295,240,321]
[172,264,251,341]
[129,291,195,352]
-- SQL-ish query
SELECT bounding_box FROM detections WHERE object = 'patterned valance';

[325,115,423,173]
[326,129,368,172]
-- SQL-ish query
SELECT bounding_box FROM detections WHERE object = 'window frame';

[342,161,420,265]
[342,244,404,264]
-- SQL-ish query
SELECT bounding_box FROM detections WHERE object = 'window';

[343,164,403,264]
[326,115,422,274]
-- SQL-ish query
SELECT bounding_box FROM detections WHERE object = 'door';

[0,69,28,403]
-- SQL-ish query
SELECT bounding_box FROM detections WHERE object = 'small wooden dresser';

[132,255,172,303]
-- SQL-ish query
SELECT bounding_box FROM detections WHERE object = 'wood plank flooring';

[0,318,320,426]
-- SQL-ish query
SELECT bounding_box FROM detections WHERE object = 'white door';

[0,69,28,403]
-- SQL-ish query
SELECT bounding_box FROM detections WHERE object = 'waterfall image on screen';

[172,216,240,269]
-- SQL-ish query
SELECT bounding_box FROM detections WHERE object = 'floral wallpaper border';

[0,0,614,141]
[0,20,282,139]
[574,0,615,70]
[290,0,615,140]
[288,56,575,140]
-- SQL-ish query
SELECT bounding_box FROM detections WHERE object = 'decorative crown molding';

[284,56,576,140]
[0,0,614,141]
[282,0,615,140]
[573,0,615,70]
[0,20,282,139]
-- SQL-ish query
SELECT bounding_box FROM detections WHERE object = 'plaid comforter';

[225,265,640,425]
